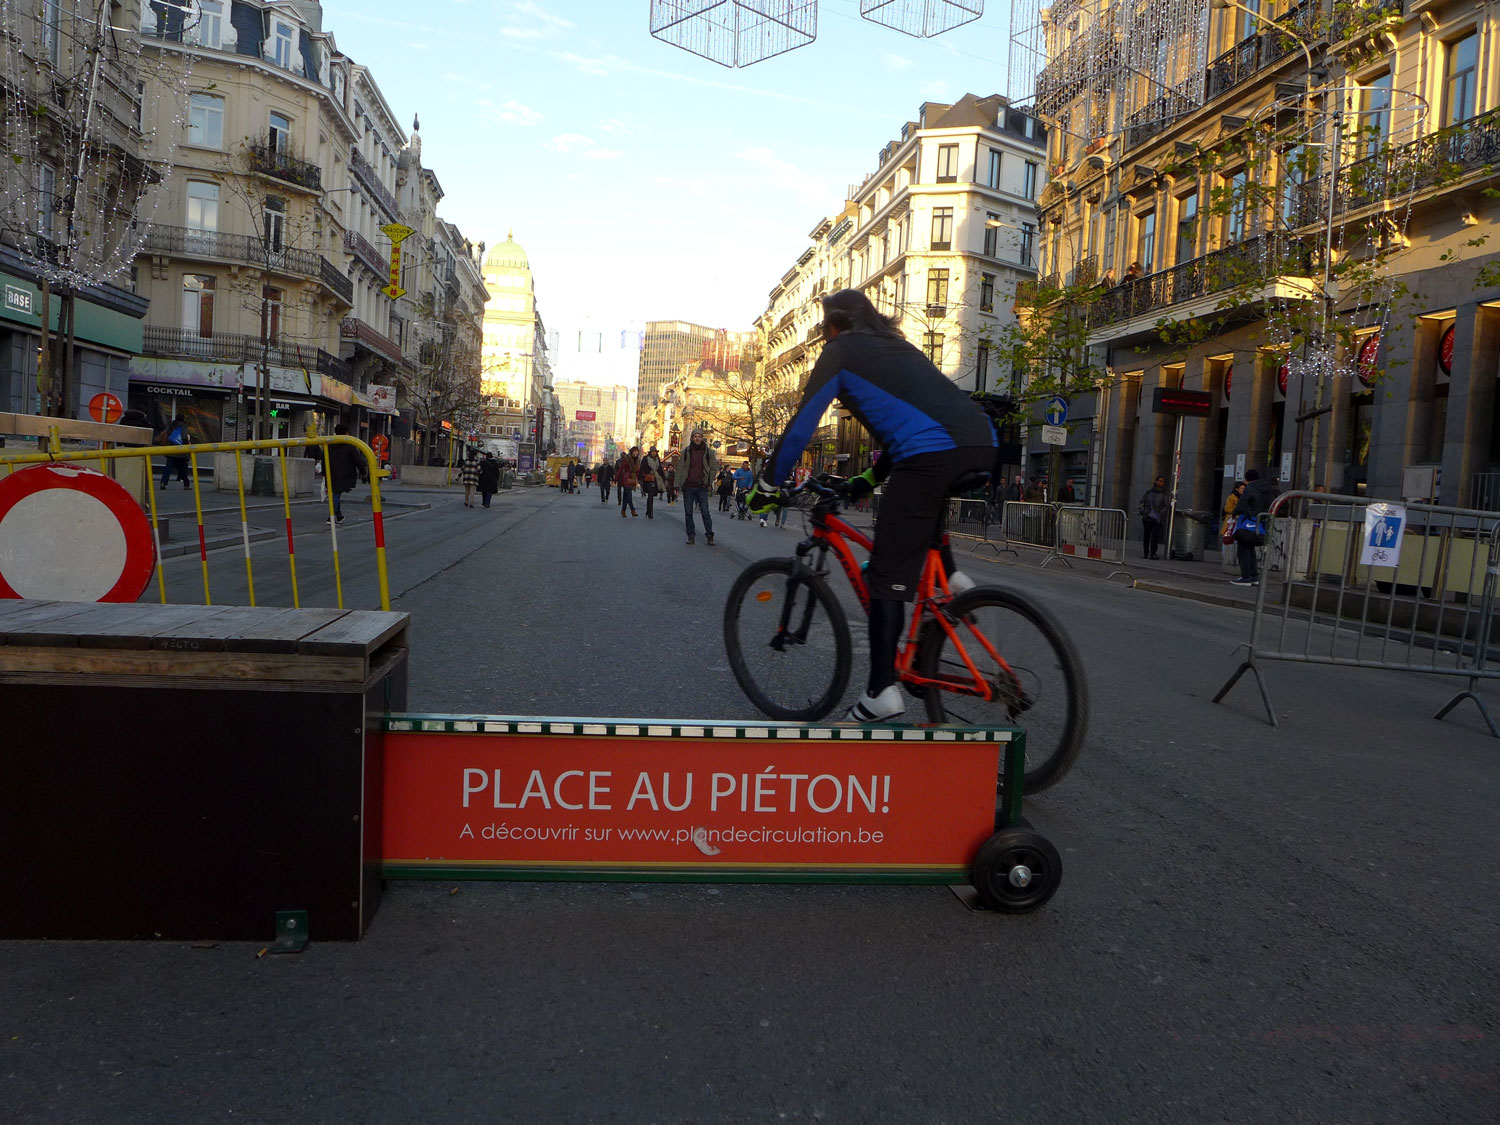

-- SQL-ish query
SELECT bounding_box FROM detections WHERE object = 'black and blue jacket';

[763,331,996,485]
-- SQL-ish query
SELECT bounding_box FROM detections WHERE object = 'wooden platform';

[0,600,409,941]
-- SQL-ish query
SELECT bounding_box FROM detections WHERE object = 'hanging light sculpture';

[860,0,982,39]
[649,1,817,68]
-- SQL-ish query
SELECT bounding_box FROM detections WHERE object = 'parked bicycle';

[723,475,1089,793]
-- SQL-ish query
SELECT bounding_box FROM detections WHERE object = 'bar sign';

[1151,387,1213,417]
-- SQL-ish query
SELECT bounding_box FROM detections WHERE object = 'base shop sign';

[382,728,1001,877]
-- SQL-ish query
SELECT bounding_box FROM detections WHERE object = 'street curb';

[1131,578,1254,612]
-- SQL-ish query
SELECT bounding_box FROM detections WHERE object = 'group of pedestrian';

[459,450,502,509]
[1136,470,1278,584]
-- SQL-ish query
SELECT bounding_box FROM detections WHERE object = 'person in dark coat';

[1232,469,1277,585]
[1138,475,1169,559]
[477,452,500,508]
[327,423,366,524]
[615,446,640,517]
[159,417,191,489]
[596,459,614,503]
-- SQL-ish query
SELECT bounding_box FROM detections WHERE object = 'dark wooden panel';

[0,601,116,647]
[3,603,201,650]
[297,610,408,657]
[221,607,348,654]
[147,606,271,652]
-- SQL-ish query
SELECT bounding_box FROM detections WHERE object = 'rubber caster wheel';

[970,828,1061,913]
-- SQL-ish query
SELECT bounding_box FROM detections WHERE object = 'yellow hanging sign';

[381,222,415,245]
[382,243,405,300]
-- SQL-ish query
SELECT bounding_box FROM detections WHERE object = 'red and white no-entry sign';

[88,392,123,423]
[0,465,156,602]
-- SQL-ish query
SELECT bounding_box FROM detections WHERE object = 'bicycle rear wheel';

[724,558,851,721]
[916,586,1088,793]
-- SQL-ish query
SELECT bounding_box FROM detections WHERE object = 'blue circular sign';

[1044,396,1068,426]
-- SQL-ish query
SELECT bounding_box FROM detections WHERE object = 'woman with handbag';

[639,446,663,519]
[1220,480,1244,567]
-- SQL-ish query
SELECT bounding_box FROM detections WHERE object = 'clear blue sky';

[330,0,1017,338]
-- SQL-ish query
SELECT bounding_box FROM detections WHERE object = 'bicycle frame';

[785,502,1004,705]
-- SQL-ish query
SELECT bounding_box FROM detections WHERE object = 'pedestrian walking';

[716,469,734,511]
[673,430,718,546]
[1138,474,1169,559]
[639,446,663,518]
[1221,479,1245,567]
[732,462,754,520]
[1008,474,1025,502]
[596,459,614,503]
[326,423,366,525]
[158,417,191,489]
[477,452,500,508]
[459,453,480,507]
[1231,469,1276,585]
[664,462,678,505]
[1060,478,1077,503]
[616,446,640,518]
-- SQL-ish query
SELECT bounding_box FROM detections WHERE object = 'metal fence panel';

[1057,506,1133,582]
[1215,491,1500,737]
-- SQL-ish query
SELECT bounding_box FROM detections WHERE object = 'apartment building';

[755,94,1046,474]
[636,325,755,451]
[1022,0,1500,514]
[480,233,553,452]
[552,380,636,464]
[0,0,151,418]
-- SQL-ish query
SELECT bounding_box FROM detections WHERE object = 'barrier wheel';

[971,828,1061,913]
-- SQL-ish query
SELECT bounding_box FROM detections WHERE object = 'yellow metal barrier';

[0,435,391,611]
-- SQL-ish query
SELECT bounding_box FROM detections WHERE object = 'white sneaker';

[842,685,905,723]
[948,570,976,594]
[760,517,767,527]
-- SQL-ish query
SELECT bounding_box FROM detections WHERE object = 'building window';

[1445,34,1478,126]
[271,20,295,70]
[181,275,215,338]
[36,163,56,241]
[1236,0,1261,42]
[1363,72,1392,157]
[1224,172,1246,244]
[188,0,223,49]
[41,0,61,65]
[188,93,223,148]
[926,268,949,311]
[263,196,285,253]
[922,332,944,366]
[1139,210,1157,272]
[976,342,990,392]
[1279,144,1305,226]
[930,207,953,250]
[983,211,1000,257]
[1102,209,1117,278]
[1019,221,1036,267]
[1176,192,1197,263]
[185,180,219,238]
[261,286,282,344]
[268,112,291,154]
[936,144,959,183]
[987,148,1002,189]
[1022,161,1039,199]
[980,271,995,313]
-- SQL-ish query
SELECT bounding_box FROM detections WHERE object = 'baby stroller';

[734,487,751,520]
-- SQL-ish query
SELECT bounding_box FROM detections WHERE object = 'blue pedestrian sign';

[1360,502,1405,568]
[1044,396,1068,426]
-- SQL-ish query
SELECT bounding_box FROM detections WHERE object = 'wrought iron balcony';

[142,326,289,368]
[349,148,399,220]
[342,228,387,277]
[1087,234,1314,328]
[1204,4,1317,102]
[140,225,350,303]
[316,348,352,383]
[247,142,323,191]
[1124,83,1202,150]
[340,315,403,365]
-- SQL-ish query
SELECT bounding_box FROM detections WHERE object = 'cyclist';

[749,288,997,722]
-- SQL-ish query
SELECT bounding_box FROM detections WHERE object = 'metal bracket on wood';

[270,909,309,953]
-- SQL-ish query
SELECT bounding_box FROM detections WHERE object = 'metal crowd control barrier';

[0,432,391,611]
[1002,501,1058,560]
[1056,506,1133,582]
[1215,490,1500,737]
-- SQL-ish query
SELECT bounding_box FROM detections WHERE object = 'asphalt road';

[7,484,1499,1122]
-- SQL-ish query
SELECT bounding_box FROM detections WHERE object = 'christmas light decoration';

[649,1,816,68]
[860,0,982,39]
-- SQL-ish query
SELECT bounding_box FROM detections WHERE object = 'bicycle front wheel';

[916,587,1088,793]
[724,558,851,721]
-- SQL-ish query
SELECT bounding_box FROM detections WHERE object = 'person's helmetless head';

[334,423,350,436]
[1154,476,1166,487]
[820,288,903,339]
[690,431,705,445]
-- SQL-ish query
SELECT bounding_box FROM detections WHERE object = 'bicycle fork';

[769,558,823,652]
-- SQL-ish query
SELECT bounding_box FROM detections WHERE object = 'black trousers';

[1142,517,1165,557]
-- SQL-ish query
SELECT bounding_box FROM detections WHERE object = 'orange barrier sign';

[381,717,1009,881]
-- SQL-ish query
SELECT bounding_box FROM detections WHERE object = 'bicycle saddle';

[947,470,990,496]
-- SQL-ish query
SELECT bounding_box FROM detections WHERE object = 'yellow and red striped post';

[233,450,256,606]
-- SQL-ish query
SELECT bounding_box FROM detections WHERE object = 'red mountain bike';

[723,475,1088,794]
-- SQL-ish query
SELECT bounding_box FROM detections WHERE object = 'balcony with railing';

[349,148,399,220]
[141,225,351,303]
[342,228,387,278]
[142,326,290,367]
[1087,233,1315,328]
[247,142,323,192]
[316,348,352,383]
[1297,106,1500,222]
[1204,3,1317,102]
[1125,82,1203,150]
[340,315,403,365]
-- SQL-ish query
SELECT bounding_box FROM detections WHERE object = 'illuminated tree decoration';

[860,0,982,39]
[649,0,817,68]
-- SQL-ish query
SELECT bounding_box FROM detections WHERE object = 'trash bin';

[1169,510,1215,561]
[250,455,276,496]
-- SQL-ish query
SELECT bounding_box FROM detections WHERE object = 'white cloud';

[882,52,915,71]
[482,99,544,126]
[557,51,609,77]
[735,147,834,208]
[499,26,545,39]
[513,1,573,28]
[581,147,624,161]
[546,132,595,154]
[598,117,631,136]
[922,79,952,99]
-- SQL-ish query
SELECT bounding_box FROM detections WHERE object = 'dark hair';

[1244,468,1260,482]
[820,288,904,339]
[334,423,350,436]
